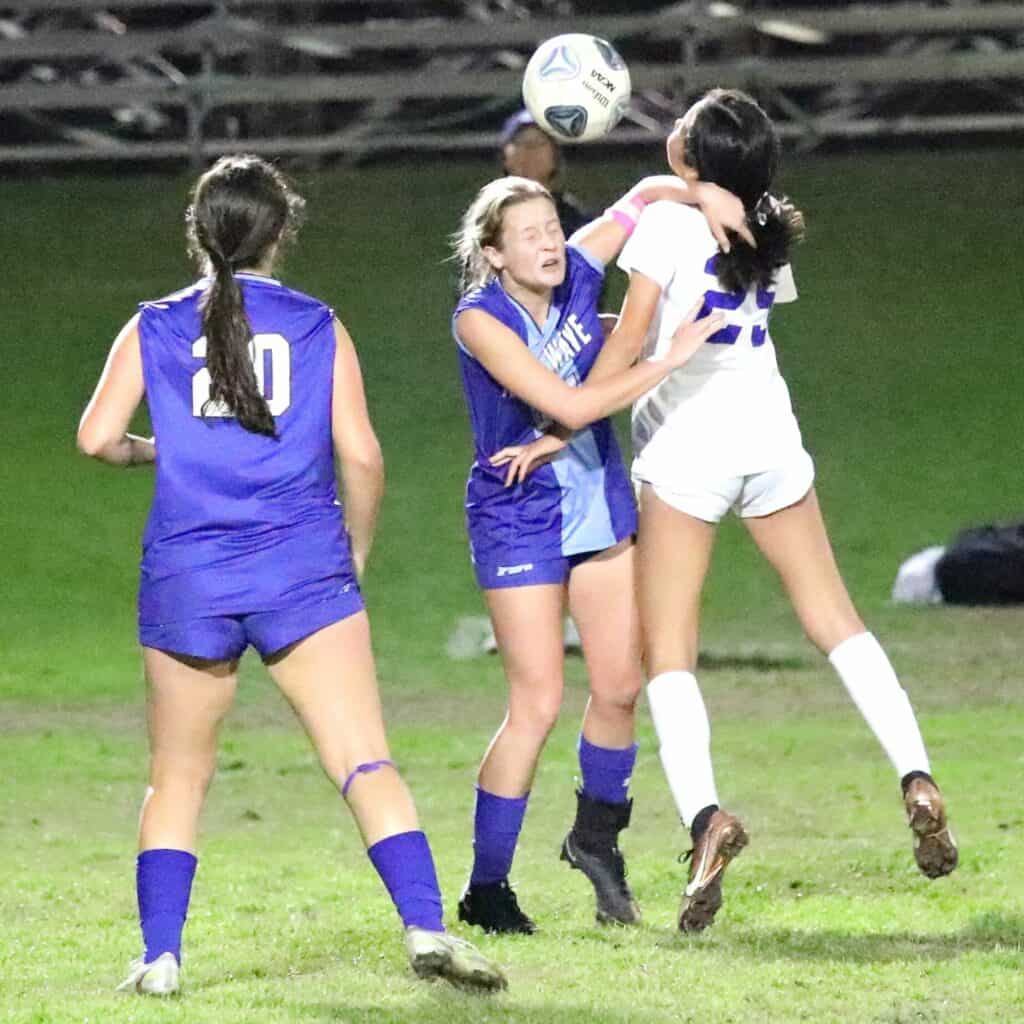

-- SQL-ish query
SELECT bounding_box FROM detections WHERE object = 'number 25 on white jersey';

[191,333,292,418]
[697,256,775,348]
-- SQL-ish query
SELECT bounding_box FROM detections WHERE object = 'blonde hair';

[453,176,554,292]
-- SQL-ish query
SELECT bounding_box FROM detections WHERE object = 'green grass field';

[2,147,1023,1022]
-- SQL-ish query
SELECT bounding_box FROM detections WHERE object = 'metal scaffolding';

[2,1,1023,165]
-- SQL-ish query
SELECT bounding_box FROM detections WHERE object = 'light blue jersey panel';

[454,244,635,573]
[506,286,617,556]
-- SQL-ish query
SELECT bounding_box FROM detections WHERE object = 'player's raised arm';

[586,270,666,383]
[570,176,752,268]
[331,318,384,581]
[456,303,722,432]
[77,314,154,467]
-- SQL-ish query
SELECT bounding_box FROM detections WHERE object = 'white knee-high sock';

[828,632,931,778]
[646,671,719,827]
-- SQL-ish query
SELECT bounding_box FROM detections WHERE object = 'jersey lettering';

[191,333,292,418]
[539,313,593,376]
[697,256,776,347]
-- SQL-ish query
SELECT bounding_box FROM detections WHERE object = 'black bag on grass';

[935,521,1024,605]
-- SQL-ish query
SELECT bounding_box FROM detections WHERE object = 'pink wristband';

[608,207,638,232]
[607,194,648,233]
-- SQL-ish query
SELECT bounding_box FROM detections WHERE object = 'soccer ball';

[522,34,631,144]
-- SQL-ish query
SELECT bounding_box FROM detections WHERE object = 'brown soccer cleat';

[678,809,748,932]
[904,777,958,878]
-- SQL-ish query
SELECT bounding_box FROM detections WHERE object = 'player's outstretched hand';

[696,182,757,252]
[665,301,724,369]
[491,433,568,487]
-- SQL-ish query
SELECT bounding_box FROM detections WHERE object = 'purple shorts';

[474,548,606,590]
[138,579,364,662]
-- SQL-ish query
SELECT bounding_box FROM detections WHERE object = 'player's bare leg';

[562,539,643,925]
[267,613,506,992]
[141,650,238,852]
[458,584,566,934]
[267,612,410,845]
[636,487,714,679]
[479,583,567,797]
[742,488,863,654]
[636,485,748,931]
[570,540,642,749]
[744,487,957,877]
[120,650,238,995]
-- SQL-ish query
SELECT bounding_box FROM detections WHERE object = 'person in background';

[500,109,592,237]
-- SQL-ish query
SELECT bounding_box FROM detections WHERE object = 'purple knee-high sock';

[469,787,529,886]
[136,848,198,964]
[578,734,637,805]
[367,830,444,932]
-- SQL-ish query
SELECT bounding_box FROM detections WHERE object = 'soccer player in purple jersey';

[449,173,747,933]
[78,155,505,996]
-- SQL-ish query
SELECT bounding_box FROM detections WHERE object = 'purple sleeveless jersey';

[137,273,355,626]
[453,245,636,577]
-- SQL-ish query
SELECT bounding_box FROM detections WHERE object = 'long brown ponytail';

[683,90,804,293]
[186,155,305,435]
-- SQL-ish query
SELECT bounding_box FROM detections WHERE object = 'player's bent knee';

[507,697,561,739]
[589,680,641,717]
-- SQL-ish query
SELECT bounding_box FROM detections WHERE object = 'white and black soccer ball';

[522,34,631,144]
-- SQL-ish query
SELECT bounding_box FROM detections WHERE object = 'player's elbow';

[339,443,385,486]
[76,423,109,459]
[559,403,593,432]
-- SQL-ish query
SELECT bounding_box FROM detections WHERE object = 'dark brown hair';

[186,155,305,435]
[684,89,804,292]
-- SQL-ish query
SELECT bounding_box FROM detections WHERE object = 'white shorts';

[643,449,815,524]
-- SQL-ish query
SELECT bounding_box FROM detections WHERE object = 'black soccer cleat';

[457,879,537,935]
[560,789,640,925]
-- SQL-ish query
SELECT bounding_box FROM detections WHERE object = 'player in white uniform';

[523,89,959,931]
[623,204,809,521]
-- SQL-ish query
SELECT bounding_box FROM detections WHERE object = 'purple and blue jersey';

[137,273,358,633]
[453,245,636,584]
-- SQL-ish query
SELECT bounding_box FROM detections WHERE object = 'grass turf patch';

[3,686,1023,1022]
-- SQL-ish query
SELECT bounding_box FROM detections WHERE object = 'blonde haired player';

[449,172,746,933]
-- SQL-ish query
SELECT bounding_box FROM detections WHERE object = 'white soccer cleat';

[116,952,180,995]
[404,927,507,992]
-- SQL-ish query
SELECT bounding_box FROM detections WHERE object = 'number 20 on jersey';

[191,333,291,418]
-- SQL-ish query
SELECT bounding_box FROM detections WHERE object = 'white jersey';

[617,201,805,481]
